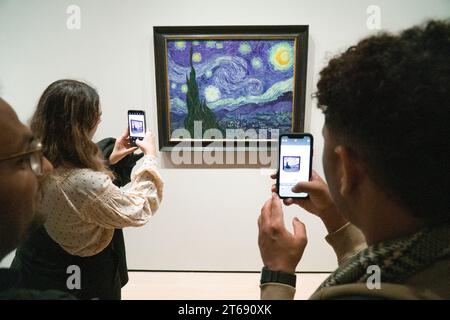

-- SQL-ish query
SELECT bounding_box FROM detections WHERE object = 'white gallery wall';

[1,0,448,271]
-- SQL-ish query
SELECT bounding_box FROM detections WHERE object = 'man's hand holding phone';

[258,192,308,274]
[271,170,348,233]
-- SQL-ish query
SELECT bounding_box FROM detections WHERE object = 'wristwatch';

[260,266,297,287]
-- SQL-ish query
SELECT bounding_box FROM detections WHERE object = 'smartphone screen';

[277,134,313,199]
[128,110,146,145]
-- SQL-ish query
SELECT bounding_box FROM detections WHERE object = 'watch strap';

[260,266,296,288]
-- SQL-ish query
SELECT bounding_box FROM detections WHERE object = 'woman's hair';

[31,79,109,173]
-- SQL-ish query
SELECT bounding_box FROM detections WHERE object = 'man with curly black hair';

[258,20,450,300]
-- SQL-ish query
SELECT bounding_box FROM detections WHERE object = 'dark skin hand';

[258,192,307,274]
[271,170,348,233]
[257,170,348,274]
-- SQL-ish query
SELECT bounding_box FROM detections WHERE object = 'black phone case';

[128,110,146,146]
[276,133,313,199]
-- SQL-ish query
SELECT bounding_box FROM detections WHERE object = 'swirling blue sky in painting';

[167,39,296,133]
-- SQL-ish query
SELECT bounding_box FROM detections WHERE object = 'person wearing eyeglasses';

[9,79,163,300]
[0,102,51,258]
[0,98,72,298]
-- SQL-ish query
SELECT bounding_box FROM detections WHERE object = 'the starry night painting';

[154,26,309,150]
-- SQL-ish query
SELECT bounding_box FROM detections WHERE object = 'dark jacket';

[0,269,74,300]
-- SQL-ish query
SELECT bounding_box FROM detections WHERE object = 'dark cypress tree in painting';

[184,46,220,138]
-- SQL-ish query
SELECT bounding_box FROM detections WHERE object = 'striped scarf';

[318,223,450,290]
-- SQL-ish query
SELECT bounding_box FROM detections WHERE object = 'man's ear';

[334,145,360,197]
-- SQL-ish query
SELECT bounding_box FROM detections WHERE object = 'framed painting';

[154,25,308,151]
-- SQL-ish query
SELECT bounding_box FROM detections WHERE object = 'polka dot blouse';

[39,155,163,257]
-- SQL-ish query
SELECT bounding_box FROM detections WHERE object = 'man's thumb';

[292,217,307,240]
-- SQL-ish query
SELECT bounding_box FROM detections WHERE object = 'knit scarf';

[318,223,450,290]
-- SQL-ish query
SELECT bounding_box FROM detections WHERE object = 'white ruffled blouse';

[39,155,163,257]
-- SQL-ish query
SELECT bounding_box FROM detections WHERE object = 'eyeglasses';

[0,139,44,176]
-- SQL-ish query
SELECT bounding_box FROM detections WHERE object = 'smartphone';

[127,110,146,146]
[277,133,313,199]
